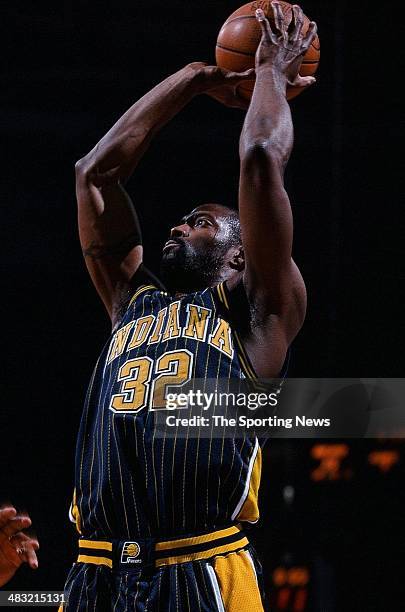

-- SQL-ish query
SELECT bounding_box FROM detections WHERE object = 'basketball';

[215,0,320,101]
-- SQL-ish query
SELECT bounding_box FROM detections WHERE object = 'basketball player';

[63,4,317,610]
[0,506,39,586]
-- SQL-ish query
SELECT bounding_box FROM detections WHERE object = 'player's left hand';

[0,507,39,587]
[189,62,255,109]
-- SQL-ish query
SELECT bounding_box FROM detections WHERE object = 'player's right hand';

[187,62,255,109]
[0,506,39,587]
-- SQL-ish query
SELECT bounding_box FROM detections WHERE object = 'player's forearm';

[77,64,202,183]
[238,65,295,302]
[239,66,293,169]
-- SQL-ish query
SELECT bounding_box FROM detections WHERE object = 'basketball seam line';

[221,7,293,28]
[220,15,258,27]
[216,43,256,58]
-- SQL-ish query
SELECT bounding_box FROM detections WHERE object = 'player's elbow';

[240,142,284,185]
[75,155,102,190]
[75,156,92,182]
[240,140,283,175]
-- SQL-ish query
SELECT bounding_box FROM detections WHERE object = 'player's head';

[160,203,243,292]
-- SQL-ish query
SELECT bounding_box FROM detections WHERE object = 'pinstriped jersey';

[70,281,264,539]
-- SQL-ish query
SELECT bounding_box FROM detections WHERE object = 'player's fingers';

[290,5,304,42]
[300,21,317,53]
[9,533,38,568]
[24,540,39,569]
[284,6,294,31]
[272,2,287,40]
[0,516,31,539]
[239,68,255,79]
[16,532,39,550]
[226,68,255,83]
[0,507,17,528]
[290,75,316,88]
[31,538,39,551]
[255,9,278,44]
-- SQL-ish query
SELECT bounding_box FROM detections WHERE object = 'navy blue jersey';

[70,281,267,540]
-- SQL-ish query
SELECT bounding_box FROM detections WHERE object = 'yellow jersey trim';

[233,330,258,379]
[155,537,249,567]
[128,284,157,307]
[216,281,258,379]
[217,282,230,310]
[77,554,112,568]
[75,525,249,569]
[234,446,262,523]
[79,539,113,551]
[155,524,241,552]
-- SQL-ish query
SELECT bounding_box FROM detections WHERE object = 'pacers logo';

[121,541,141,564]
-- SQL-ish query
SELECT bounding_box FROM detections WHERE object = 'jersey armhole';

[126,263,163,308]
[128,283,158,308]
[112,264,163,330]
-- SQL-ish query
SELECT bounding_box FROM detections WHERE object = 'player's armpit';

[111,263,165,330]
[129,263,165,292]
[221,262,305,377]
[242,259,306,338]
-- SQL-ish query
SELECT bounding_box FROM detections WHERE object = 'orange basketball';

[215,0,320,101]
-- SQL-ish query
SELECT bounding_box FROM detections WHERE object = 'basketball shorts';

[61,524,265,611]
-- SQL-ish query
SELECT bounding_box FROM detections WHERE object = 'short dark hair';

[224,208,241,248]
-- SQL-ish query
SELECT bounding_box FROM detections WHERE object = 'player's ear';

[229,246,244,271]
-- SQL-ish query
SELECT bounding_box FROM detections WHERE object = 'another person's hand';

[255,2,317,90]
[0,507,39,587]
[188,62,255,110]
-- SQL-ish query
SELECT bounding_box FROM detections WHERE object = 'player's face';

[160,204,239,292]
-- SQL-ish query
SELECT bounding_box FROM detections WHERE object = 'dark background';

[1,1,404,610]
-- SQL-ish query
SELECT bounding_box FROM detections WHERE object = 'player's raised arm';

[75,63,253,325]
[238,4,317,341]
